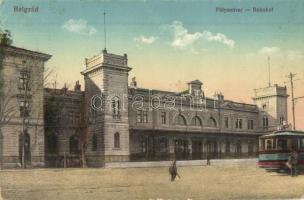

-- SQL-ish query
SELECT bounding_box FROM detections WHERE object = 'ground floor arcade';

[130,130,259,161]
[42,129,260,168]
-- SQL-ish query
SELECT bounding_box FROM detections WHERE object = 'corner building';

[0,46,51,168]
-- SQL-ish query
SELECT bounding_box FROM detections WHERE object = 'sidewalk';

[104,158,258,168]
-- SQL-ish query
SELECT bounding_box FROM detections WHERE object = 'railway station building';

[0,46,289,168]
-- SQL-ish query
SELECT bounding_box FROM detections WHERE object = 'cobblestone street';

[0,161,304,200]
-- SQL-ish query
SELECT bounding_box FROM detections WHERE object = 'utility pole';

[286,72,296,130]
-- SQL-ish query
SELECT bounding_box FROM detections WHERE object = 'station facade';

[0,46,289,168]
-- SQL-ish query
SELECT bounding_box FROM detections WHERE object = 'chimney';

[62,83,68,94]
[130,77,137,88]
[74,81,81,91]
[214,92,224,102]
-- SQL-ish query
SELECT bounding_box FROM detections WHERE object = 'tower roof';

[81,50,131,75]
[187,79,203,85]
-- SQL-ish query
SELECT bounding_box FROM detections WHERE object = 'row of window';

[261,138,304,151]
[139,138,254,154]
[229,118,254,130]
[137,111,217,127]
[136,111,256,130]
[91,132,120,151]
[47,132,121,154]
[95,96,285,130]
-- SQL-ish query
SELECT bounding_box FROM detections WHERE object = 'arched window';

[175,114,187,126]
[114,132,120,148]
[46,133,57,154]
[92,133,97,151]
[208,117,217,127]
[19,131,31,165]
[263,116,269,129]
[191,116,202,126]
[69,135,79,154]
[112,97,121,119]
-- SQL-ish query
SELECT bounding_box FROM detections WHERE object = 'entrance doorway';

[174,139,189,160]
[192,140,203,159]
[206,141,217,158]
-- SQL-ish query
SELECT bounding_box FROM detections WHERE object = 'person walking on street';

[169,159,180,181]
[206,154,211,166]
[291,149,298,177]
[287,149,298,177]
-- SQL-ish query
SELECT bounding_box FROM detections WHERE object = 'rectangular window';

[142,109,148,123]
[265,139,273,150]
[235,118,243,129]
[300,139,304,150]
[112,97,121,119]
[137,109,148,123]
[263,116,269,129]
[19,71,31,90]
[161,111,166,124]
[247,120,254,130]
[277,139,287,150]
[19,100,30,117]
[136,110,142,123]
[224,117,229,128]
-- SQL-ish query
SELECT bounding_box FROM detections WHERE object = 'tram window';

[273,139,276,149]
[291,139,298,150]
[266,139,272,150]
[277,139,287,150]
[301,139,304,150]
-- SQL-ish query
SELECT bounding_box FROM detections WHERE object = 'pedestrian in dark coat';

[288,150,298,177]
[169,159,180,181]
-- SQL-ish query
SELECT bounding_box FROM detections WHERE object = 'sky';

[0,0,304,129]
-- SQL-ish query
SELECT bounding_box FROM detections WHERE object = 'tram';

[258,130,304,171]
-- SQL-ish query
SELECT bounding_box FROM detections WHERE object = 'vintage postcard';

[0,0,304,199]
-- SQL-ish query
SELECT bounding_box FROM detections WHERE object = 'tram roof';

[260,130,304,138]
